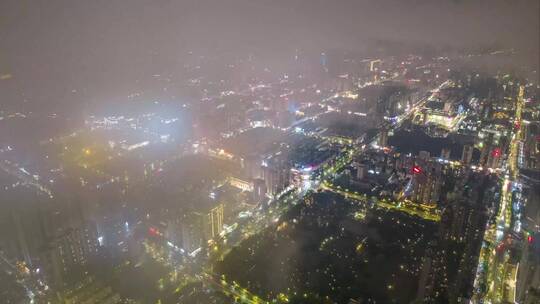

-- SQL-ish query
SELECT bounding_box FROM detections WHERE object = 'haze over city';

[0,1,539,303]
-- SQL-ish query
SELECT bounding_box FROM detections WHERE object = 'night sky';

[1,0,538,109]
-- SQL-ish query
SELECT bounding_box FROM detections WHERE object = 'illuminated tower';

[320,52,328,73]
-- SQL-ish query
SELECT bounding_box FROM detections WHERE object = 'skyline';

[0,1,539,303]
[1,0,538,110]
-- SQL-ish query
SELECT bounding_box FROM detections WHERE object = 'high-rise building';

[379,128,389,148]
[43,224,99,287]
[440,148,451,160]
[443,101,453,114]
[416,250,435,301]
[369,59,381,72]
[356,163,367,180]
[181,218,203,254]
[419,150,431,162]
[426,171,493,303]
[262,156,290,196]
[517,232,540,302]
[461,145,473,165]
[252,178,267,202]
[410,163,442,205]
[411,174,441,205]
[486,147,502,169]
[165,216,183,249]
[0,190,49,269]
[10,208,46,268]
[182,203,225,253]
[203,204,224,240]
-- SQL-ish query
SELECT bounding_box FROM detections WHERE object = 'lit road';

[320,181,441,222]
[0,159,54,198]
[473,85,524,303]
[199,272,270,304]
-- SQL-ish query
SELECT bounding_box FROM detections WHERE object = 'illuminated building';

[419,150,431,162]
[289,167,311,188]
[242,155,264,179]
[228,176,254,192]
[252,179,267,202]
[486,147,502,169]
[204,204,224,240]
[425,112,460,129]
[44,224,99,286]
[379,128,389,148]
[181,218,203,254]
[0,189,55,272]
[262,156,290,196]
[423,93,465,130]
[8,207,45,269]
[411,173,441,205]
[410,163,442,205]
[165,217,183,250]
[122,140,150,151]
[320,52,328,72]
[394,157,403,171]
[517,231,540,303]
[356,163,367,180]
[207,148,235,161]
[443,101,453,113]
[426,171,495,303]
[183,203,225,252]
[440,148,451,160]
[523,123,540,169]
[59,276,122,304]
[416,251,435,301]
[461,145,473,165]
[369,59,381,72]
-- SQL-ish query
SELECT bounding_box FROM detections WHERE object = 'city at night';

[0,1,539,303]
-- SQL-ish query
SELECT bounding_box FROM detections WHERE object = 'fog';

[1,0,538,110]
